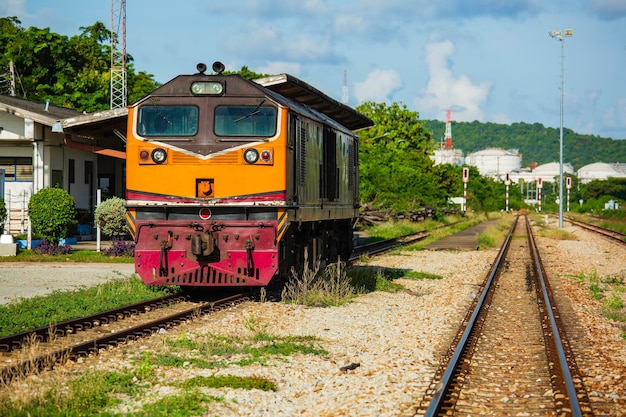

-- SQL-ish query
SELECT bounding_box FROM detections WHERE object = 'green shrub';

[95,197,128,239]
[0,196,6,233]
[28,188,76,245]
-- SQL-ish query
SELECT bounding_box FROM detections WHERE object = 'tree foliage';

[357,101,445,209]
[28,188,77,245]
[0,17,159,111]
[224,65,270,80]
[94,197,129,239]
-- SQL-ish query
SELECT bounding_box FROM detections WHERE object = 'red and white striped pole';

[505,173,510,212]
[537,177,543,212]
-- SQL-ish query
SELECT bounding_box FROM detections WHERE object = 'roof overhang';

[254,74,373,131]
[0,102,58,127]
[58,107,129,152]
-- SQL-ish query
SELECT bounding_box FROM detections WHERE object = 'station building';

[0,95,126,235]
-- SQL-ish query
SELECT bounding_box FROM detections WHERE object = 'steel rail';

[565,216,626,245]
[0,293,248,386]
[526,218,585,416]
[423,215,518,416]
[350,231,430,260]
[0,294,185,352]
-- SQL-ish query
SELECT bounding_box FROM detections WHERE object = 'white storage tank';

[465,148,521,177]
[577,162,626,184]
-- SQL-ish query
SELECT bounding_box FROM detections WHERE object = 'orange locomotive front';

[126,62,372,288]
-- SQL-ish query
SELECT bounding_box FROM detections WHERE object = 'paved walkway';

[423,220,500,251]
[0,239,135,305]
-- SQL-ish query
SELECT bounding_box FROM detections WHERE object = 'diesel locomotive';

[125,62,373,287]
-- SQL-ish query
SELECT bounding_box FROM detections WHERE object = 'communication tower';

[110,0,127,109]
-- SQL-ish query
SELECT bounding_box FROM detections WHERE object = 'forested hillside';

[422,120,626,170]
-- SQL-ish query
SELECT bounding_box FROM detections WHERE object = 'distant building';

[577,162,626,184]
[431,148,464,166]
[507,162,575,185]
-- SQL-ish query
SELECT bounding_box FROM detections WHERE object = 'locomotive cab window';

[214,105,277,138]
[138,105,199,137]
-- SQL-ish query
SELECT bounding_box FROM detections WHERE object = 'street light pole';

[548,29,573,228]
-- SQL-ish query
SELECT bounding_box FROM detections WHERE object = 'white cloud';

[0,0,25,15]
[414,39,491,122]
[222,22,338,63]
[353,69,403,103]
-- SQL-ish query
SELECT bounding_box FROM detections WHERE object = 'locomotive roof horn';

[196,63,207,75]
[212,61,225,75]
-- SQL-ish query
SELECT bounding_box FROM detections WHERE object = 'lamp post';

[548,29,573,228]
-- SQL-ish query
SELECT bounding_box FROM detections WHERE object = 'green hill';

[422,120,626,170]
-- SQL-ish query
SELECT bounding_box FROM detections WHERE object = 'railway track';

[0,225,435,386]
[565,216,626,246]
[416,215,593,416]
[350,230,430,260]
[0,292,249,386]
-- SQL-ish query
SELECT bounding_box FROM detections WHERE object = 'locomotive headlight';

[191,81,224,95]
[151,148,167,164]
[243,148,259,164]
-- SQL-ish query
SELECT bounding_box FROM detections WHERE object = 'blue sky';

[4,0,626,140]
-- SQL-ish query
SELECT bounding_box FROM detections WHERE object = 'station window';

[0,157,33,181]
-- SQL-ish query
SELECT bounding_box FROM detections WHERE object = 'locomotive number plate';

[196,179,214,198]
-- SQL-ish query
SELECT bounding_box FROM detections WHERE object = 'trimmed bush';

[95,197,129,239]
[28,188,77,245]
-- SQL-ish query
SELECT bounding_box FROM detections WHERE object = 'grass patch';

[542,228,578,240]
[180,375,277,391]
[0,370,140,416]
[283,258,443,304]
[144,326,328,370]
[1,320,316,415]
[135,391,223,417]
[568,269,626,323]
[0,276,178,336]
[281,257,356,307]
[0,249,133,263]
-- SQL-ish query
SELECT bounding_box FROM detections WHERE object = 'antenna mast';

[110,0,127,109]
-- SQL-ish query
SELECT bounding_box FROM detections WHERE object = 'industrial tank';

[465,148,521,177]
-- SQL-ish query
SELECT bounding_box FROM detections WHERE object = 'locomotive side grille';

[298,125,306,184]
[348,142,356,190]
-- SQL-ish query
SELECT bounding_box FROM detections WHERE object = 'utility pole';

[548,29,573,228]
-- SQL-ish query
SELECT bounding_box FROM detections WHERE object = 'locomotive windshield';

[138,105,199,137]
[214,105,277,137]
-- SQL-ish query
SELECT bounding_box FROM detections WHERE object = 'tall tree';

[356,101,448,209]
[0,17,158,111]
